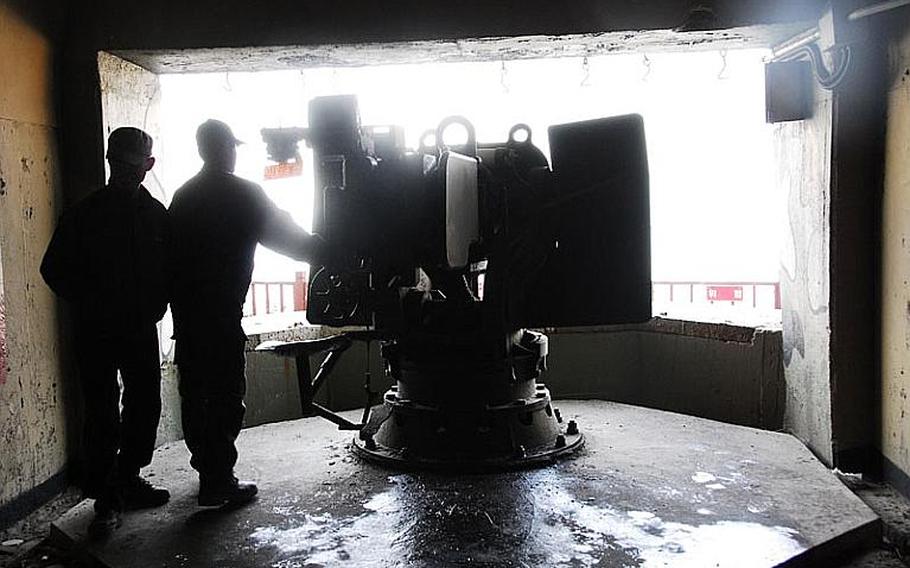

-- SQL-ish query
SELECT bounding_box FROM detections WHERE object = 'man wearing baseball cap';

[170,119,328,507]
[41,126,171,534]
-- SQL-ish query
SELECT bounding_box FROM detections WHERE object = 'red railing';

[245,271,309,317]
[652,281,781,310]
[244,277,782,317]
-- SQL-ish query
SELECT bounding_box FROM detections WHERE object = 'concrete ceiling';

[113,24,807,74]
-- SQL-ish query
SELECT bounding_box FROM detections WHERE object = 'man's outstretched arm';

[256,190,330,265]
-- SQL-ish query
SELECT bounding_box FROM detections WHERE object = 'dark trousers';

[176,329,246,484]
[76,323,162,499]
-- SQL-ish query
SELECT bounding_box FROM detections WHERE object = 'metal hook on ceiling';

[500,59,510,94]
[717,49,729,80]
[641,54,652,82]
[223,72,233,92]
[580,55,591,87]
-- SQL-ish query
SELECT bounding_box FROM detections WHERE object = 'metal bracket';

[769,1,866,91]
[771,28,852,91]
[256,332,385,431]
[769,0,910,90]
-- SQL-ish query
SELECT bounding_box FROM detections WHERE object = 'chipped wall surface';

[776,83,834,465]
[75,0,825,51]
[881,20,910,481]
[98,51,162,189]
[113,25,805,73]
[0,4,55,127]
[772,23,885,469]
[0,250,6,386]
[0,1,67,509]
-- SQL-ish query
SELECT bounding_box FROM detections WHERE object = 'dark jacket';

[168,167,317,339]
[41,185,170,332]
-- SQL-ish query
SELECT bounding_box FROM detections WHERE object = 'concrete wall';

[776,73,835,465]
[773,15,886,469]
[243,320,785,432]
[881,13,910,489]
[545,323,784,429]
[98,51,163,193]
[828,35,886,470]
[0,0,69,520]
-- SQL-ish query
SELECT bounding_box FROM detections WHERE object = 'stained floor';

[52,401,879,567]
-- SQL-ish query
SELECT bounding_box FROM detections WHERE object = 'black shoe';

[120,476,170,510]
[89,503,122,538]
[198,477,258,507]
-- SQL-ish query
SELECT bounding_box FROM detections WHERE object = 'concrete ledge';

[236,317,785,431]
[151,317,786,450]
[544,317,763,343]
[545,320,784,430]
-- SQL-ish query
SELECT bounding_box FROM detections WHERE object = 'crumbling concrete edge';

[48,500,112,568]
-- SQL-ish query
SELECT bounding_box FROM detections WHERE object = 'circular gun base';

[351,388,585,472]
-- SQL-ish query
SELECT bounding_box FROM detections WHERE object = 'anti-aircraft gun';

[259,94,651,470]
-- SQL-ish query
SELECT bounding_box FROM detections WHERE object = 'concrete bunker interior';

[2,0,909,566]
[97,30,794,443]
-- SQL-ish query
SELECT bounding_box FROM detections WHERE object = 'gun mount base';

[352,394,584,471]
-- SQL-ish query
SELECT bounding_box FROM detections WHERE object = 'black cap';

[107,127,153,165]
[196,119,244,150]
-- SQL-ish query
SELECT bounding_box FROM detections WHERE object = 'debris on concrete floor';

[838,549,907,568]
[0,487,83,567]
[838,472,910,566]
[0,539,89,568]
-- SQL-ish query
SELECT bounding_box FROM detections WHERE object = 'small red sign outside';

[707,285,743,303]
[264,161,303,180]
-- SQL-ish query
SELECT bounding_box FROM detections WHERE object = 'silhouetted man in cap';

[42,127,170,533]
[170,119,326,506]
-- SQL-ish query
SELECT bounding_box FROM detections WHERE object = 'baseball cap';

[106,127,153,165]
[196,119,244,150]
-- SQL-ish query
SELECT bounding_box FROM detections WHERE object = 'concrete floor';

[52,401,879,567]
